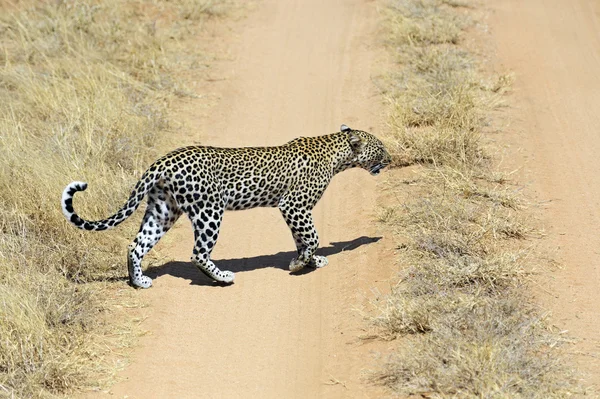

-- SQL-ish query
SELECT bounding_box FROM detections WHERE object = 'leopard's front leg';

[279,203,326,272]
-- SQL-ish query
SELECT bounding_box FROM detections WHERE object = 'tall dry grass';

[0,0,225,396]
[370,0,579,396]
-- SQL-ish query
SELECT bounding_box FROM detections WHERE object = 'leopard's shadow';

[145,235,382,286]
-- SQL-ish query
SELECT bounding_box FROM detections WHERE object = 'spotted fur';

[61,125,391,288]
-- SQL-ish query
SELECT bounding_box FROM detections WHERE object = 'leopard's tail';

[61,166,163,231]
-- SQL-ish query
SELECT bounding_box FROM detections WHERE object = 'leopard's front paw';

[131,275,153,289]
[289,258,305,272]
[310,255,328,269]
[216,270,235,284]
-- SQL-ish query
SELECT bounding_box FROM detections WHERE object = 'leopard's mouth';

[369,163,386,176]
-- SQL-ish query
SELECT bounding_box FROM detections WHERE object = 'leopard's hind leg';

[186,200,234,284]
[128,181,181,288]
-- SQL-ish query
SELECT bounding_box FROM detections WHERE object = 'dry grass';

[0,0,226,396]
[369,0,579,396]
[381,0,511,168]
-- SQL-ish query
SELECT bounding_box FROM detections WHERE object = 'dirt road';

[490,0,600,389]
[97,0,393,397]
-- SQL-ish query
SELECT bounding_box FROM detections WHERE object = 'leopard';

[61,124,391,288]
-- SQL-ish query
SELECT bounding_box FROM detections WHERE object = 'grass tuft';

[0,0,224,396]
[369,0,580,396]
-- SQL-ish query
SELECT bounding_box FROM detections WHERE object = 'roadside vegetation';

[0,0,226,396]
[369,0,578,396]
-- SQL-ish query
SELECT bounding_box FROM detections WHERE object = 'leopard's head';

[342,124,391,176]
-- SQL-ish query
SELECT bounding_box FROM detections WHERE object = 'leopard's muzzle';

[369,162,388,176]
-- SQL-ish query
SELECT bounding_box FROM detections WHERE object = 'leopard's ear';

[349,132,365,150]
[340,124,352,132]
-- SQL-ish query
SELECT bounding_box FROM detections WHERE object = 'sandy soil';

[92,0,396,398]
[490,0,600,390]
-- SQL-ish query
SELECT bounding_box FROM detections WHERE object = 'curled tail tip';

[62,181,88,200]
[62,181,87,202]
[62,181,88,227]
[68,181,88,192]
[62,181,88,198]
